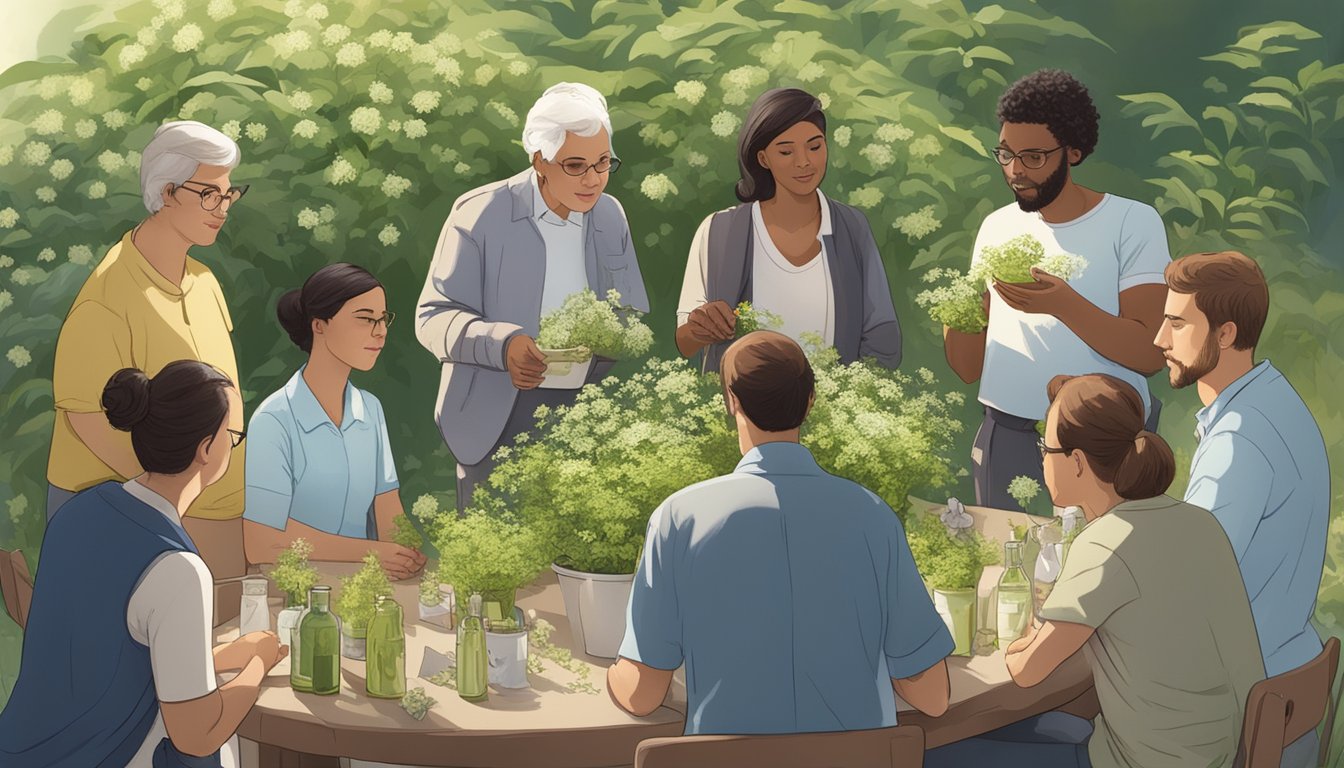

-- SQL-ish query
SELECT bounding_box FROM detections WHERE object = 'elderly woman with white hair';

[47,120,249,584]
[416,82,649,512]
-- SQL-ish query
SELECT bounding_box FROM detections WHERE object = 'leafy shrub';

[335,551,393,634]
[428,496,548,614]
[906,513,1000,591]
[270,538,319,606]
[391,513,423,550]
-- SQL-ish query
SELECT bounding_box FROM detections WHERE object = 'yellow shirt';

[48,230,244,520]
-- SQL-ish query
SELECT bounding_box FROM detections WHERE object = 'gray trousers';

[973,398,1162,510]
[454,360,613,514]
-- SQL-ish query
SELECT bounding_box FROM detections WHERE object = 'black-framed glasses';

[227,428,247,448]
[1037,436,1068,459]
[354,311,395,332]
[991,146,1064,170]
[175,181,250,212]
[556,156,621,176]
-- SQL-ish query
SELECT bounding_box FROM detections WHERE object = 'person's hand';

[374,541,427,581]
[1005,634,1034,656]
[686,301,736,345]
[505,334,547,390]
[992,268,1080,320]
[239,631,287,671]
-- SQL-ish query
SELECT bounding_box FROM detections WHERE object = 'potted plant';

[534,288,654,388]
[335,552,393,660]
[270,538,319,648]
[417,574,454,630]
[907,513,999,656]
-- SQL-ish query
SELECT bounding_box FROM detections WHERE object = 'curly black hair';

[996,69,1099,166]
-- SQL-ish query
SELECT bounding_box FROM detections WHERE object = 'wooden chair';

[0,548,34,631]
[1236,636,1339,768]
[634,725,925,768]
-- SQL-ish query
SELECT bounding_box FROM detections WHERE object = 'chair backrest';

[0,548,34,631]
[1237,636,1340,768]
[634,725,925,768]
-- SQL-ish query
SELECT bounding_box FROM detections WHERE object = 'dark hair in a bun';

[102,361,234,475]
[277,263,382,353]
[1045,374,1175,500]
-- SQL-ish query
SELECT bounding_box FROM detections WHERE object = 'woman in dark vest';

[675,87,902,373]
[0,361,287,767]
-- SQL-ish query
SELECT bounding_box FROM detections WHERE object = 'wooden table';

[222,502,1095,766]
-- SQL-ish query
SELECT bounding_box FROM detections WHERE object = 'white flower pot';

[552,563,634,659]
[342,629,367,660]
[537,348,593,390]
[485,608,530,689]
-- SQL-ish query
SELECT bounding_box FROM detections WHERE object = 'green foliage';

[418,574,443,607]
[391,513,423,550]
[336,551,393,633]
[1007,475,1041,512]
[906,513,999,591]
[733,301,782,336]
[430,501,549,597]
[399,687,436,720]
[270,538,318,605]
[528,615,599,695]
[535,289,654,358]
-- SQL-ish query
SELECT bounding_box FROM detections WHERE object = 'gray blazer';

[415,169,650,466]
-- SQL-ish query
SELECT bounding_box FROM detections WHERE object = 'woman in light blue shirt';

[242,263,426,581]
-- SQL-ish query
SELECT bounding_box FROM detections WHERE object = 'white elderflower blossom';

[474,64,497,87]
[326,157,357,185]
[402,119,427,139]
[710,111,740,137]
[288,90,314,112]
[322,24,350,46]
[125,150,141,168]
[293,119,319,139]
[220,120,241,140]
[136,77,154,91]
[87,181,108,199]
[335,42,366,67]
[22,142,52,166]
[434,57,462,85]
[75,119,97,139]
[36,75,71,100]
[488,101,517,125]
[32,110,64,136]
[207,0,236,21]
[136,28,157,47]
[686,151,708,167]
[155,0,185,20]
[453,161,471,175]
[119,43,148,69]
[411,43,438,65]
[0,255,11,267]
[319,204,336,223]
[909,135,942,159]
[306,2,329,20]
[36,187,57,203]
[378,223,400,246]
[7,346,31,368]
[410,90,440,114]
[433,31,462,54]
[103,110,130,129]
[894,205,941,240]
[386,119,402,133]
[313,224,335,243]
[723,89,748,106]
[179,92,215,119]
[507,60,531,77]
[0,146,12,166]
[834,125,852,147]
[368,30,394,48]
[721,65,768,93]
[99,150,126,174]
[296,208,320,229]
[640,174,677,202]
[172,24,204,53]
[390,32,415,53]
[50,159,75,180]
[37,248,55,263]
[368,81,394,104]
[818,93,831,110]
[860,143,895,169]
[848,186,883,209]
[349,107,381,135]
[69,78,94,106]
[244,123,267,142]
[11,268,31,285]
[798,61,825,82]
[673,80,706,105]
[0,209,18,228]
[68,244,94,265]
[381,174,412,199]
[274,30,313,59]
[283,0,305,17]
[0,291,11,311]
[876,122,914,142]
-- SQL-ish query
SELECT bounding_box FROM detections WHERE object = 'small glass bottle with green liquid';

[456,593,488,702]
[291,586,341,695]
[997,540,1032,648]
[366,595,406,699]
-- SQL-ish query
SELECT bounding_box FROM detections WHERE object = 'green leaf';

[1202,106,1239,143]
[1118,93,1201,138]
[1196,189,1227,216]
[0,60,78,92]
[1265,147,1328,186]
[1250,76,1301,96]
[1230,21,1321,52]
[181,71,270,91]
[1201,50,1262,70]
[1239,91,1301,117]
[938,125,987,158]
[973,5,1006,24]
[962,45,1014,66]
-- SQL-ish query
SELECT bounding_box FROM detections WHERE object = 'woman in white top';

[675,87,903,373]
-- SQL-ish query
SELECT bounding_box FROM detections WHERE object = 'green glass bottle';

[366,595,406,699]
[456,593,488,703]
[296,586,341,695]
[288,591,314,693]
[997,541,1032,648]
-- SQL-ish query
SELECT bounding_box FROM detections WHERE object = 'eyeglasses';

[1037,436,1069,459]
[991,146,1064,170]
[175,181,250,212]
[354,312,395,332]
[556,156,621,176]
[227,428,247,448]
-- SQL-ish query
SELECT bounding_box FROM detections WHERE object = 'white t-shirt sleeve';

[676,214,714,327]
[126,551,219,703]
[1115,202,1171,291]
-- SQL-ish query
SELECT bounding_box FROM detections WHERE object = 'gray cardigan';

[415,169,649,466]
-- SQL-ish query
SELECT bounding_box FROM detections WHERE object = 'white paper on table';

[417,646,456,680]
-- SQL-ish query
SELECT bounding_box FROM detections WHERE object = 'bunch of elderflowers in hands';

[535,289,653,360]
[916,234,1088,333]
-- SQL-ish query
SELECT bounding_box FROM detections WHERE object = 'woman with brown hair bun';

[926,373,1265,768]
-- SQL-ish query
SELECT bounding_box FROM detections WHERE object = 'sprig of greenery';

[432,508,549,598]
[1007,476,1042,512]
[400,687,436,720]
[419,575,444,608]
[270,538,319,605]
[528,617,599,695]
[336,552,393,633]
[392,514,424,550]
[906,513,1000,591]
[733,301,783,336]
[536,289,653,358]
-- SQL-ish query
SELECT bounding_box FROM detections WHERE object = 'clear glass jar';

[239,577,271,635]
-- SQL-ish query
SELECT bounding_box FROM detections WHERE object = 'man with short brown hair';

[608,331,953,735]
[1155,250,1328,767]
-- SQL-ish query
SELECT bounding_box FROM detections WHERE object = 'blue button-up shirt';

[244,368,399,540]
[1185,360,1329,677]
[619,442,953,735]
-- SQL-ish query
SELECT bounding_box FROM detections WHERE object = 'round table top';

[222,504,1093,766]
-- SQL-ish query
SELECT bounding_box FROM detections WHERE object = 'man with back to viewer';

[608,331,953,733]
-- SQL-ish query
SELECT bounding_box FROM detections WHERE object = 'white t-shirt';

[122,480,239,768]
[974,194,1170,420]
[677,189,836,347]
[532,171,588,318]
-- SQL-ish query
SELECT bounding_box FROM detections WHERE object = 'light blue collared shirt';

[619,442,953,735]
[1184,360,1329,677]
[244,367,399,540]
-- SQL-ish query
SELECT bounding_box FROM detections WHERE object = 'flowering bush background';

[0,0,1340,738]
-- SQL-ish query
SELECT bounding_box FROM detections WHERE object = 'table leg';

[256,743,342,768]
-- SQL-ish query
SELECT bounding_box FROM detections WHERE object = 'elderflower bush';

[535,289,654,360]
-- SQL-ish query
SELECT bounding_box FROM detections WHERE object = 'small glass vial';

[997,541,1032,647]
[239,577,271,635]
[456,593,488,703]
